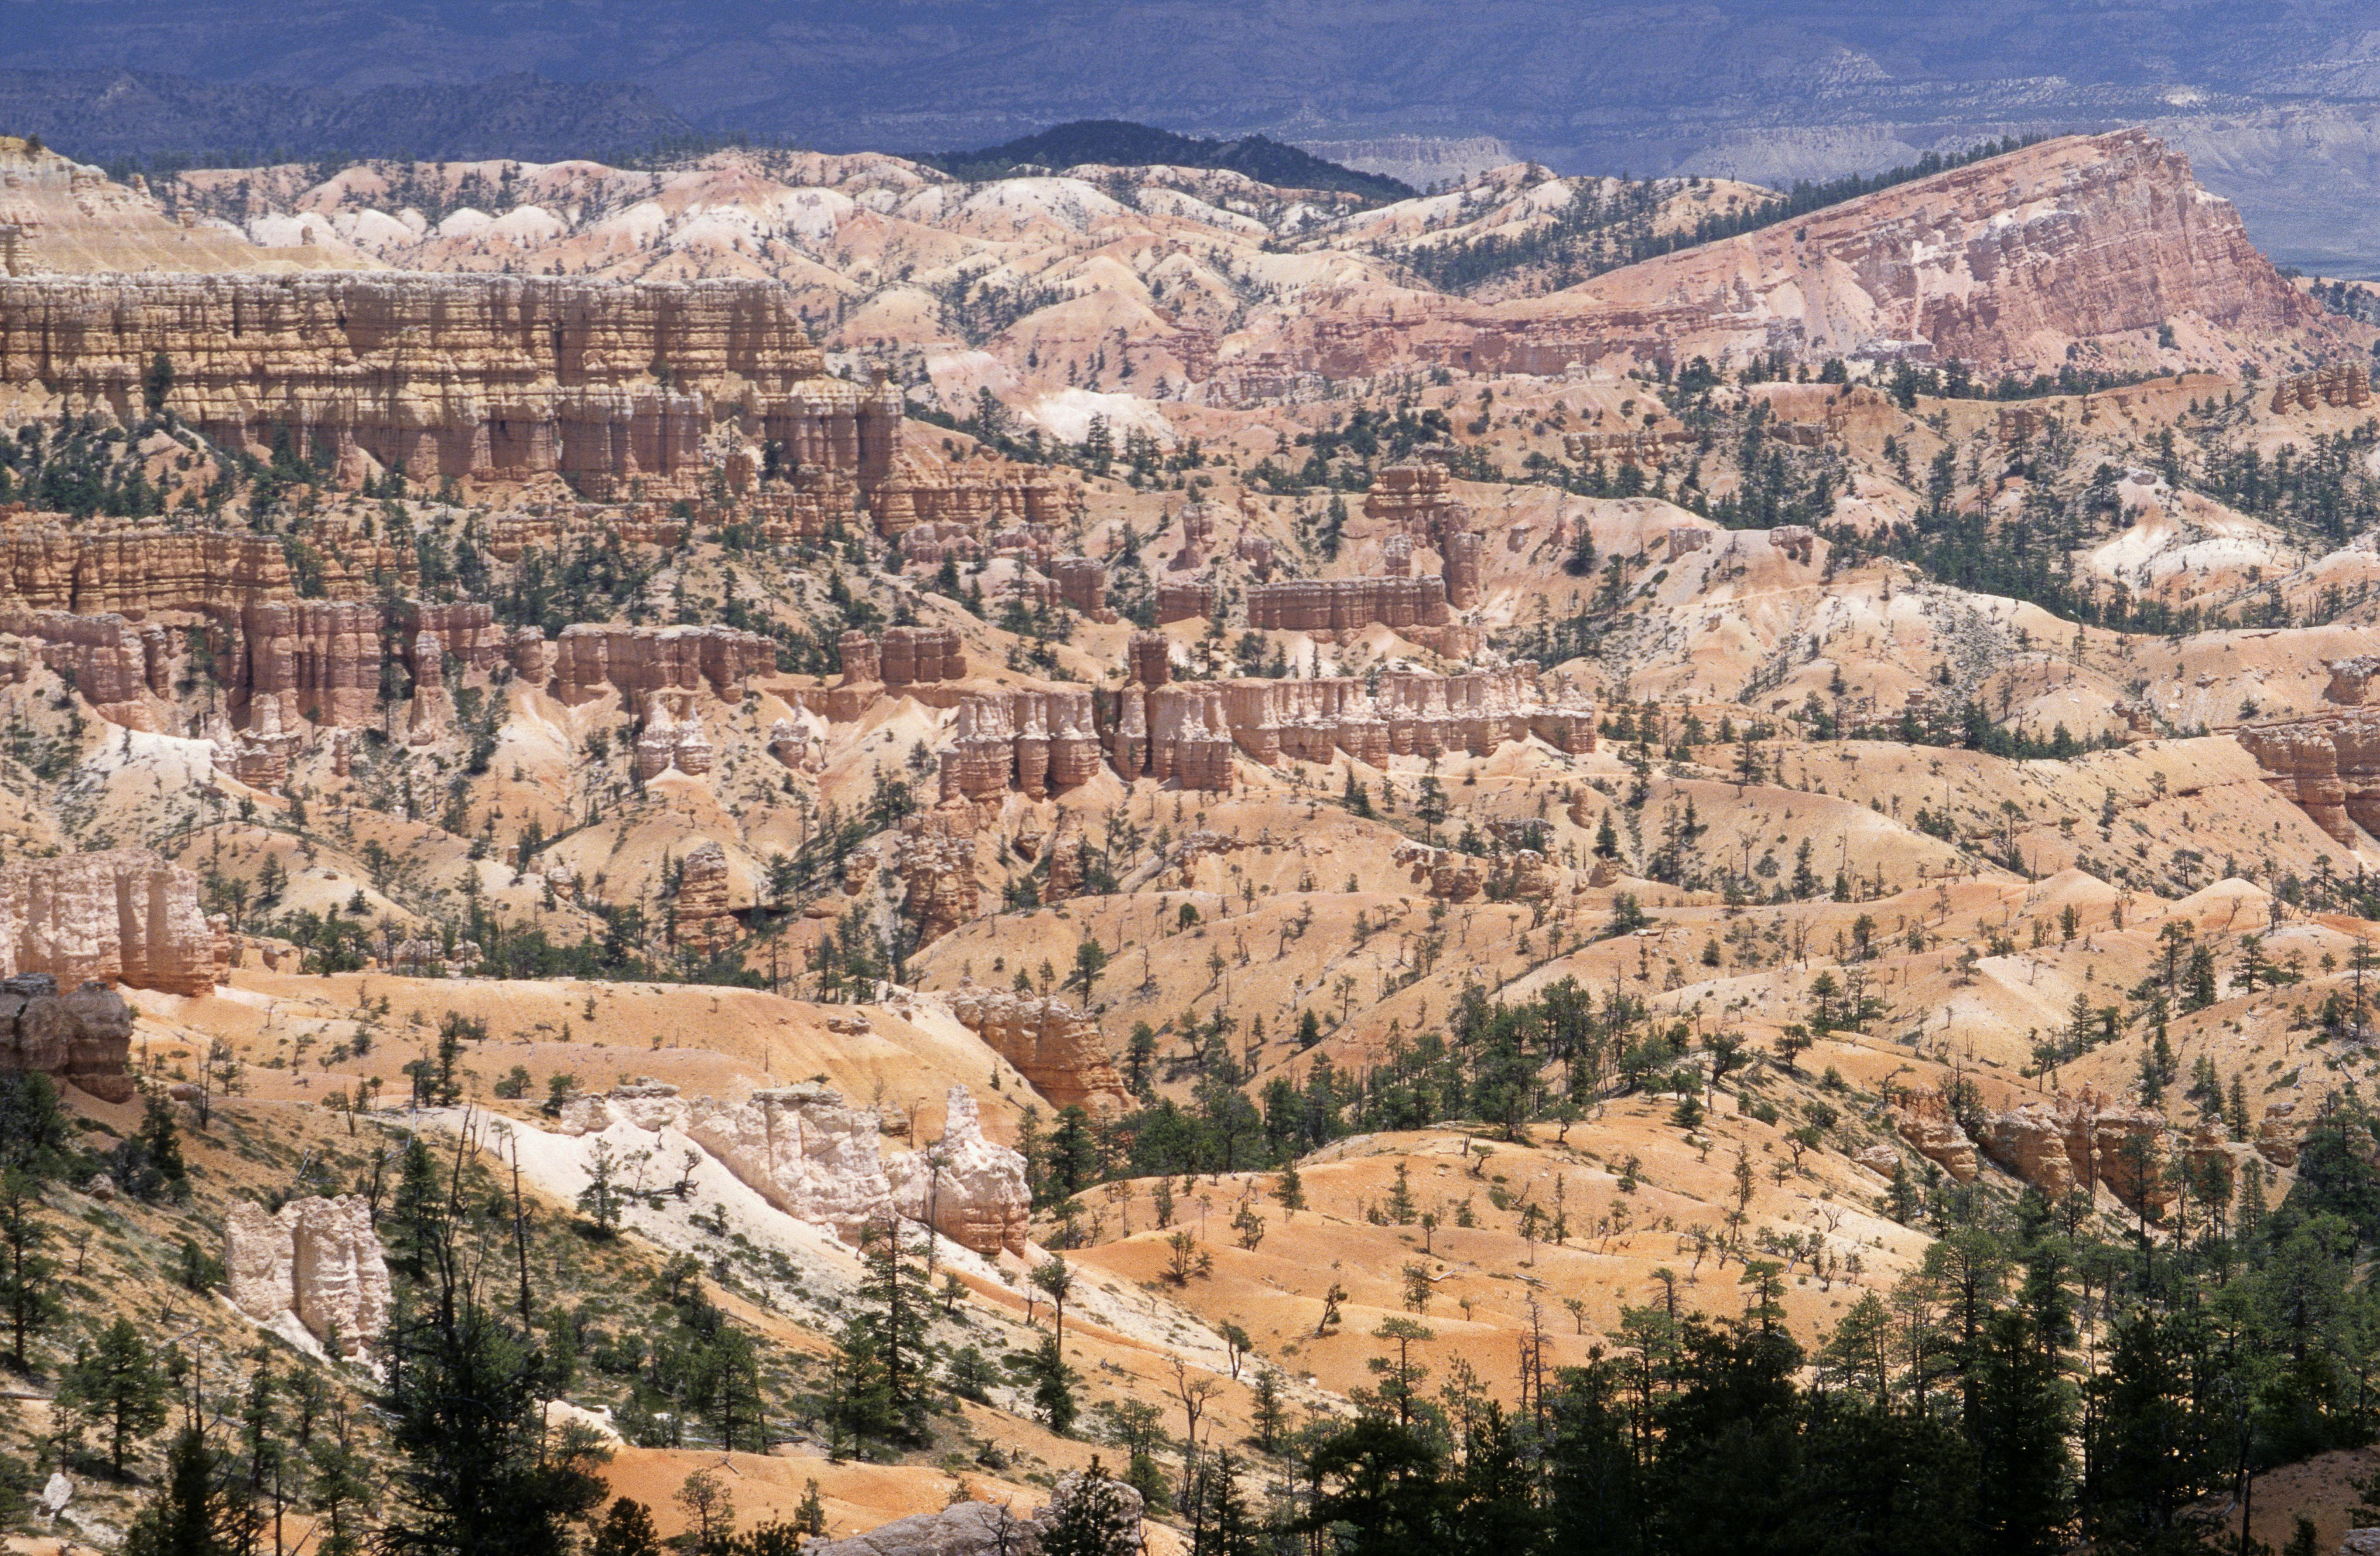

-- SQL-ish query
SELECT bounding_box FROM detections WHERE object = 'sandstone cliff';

[945,981,1131,1115]
[0,973,136,1104]
[0,850,215,998]
[1251,132,2343,379]
[0,273,901,497]
[223,1195,393,1356]
[884,1085,1032,1257]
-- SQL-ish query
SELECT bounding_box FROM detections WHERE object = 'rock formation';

[544,623,775,706]
[557,1078,1030,1255]
[2237,713,2380,843]
[1901,1088,2182,1218]
[804,1471,1143,1556]
[1113,667,1592,784]
[880,626,967,688]
[1128,632,1171,688]
[0,974,136,1103]
[893,813,984,944]
[885,1086,1031,1257]
[398,600,507,675]
[2267,362,2372,412]
[1245,574,1452,635]
[0,273,902,498]
[1889,1089,1980,1181]
[671,842,735,952]
[0,851,215,997]
[686,1084,898,1239]
[939,689,1102,801]
[1156,579,1216,625]
[4,608,173,726]
[873,447,1082,538]
[222,1195,392,1356]
[1047,556,1108,618]
[1393,841,1570,902]
[635,691,715,779]
[946,980,1131,1114]
[1263,131,2342,378]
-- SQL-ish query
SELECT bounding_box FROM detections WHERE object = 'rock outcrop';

[2267,363,2371,412]
[946,980,1131,1114]
[683,1084,898,1239]
[873,447,1082,538]
[1889,1089,1980,1181]
[223,1195,392,1356]
[635,691,715,779]
[670,842,735,953]
[885,1086,1031,1257]
[939,689,1102,802]
[893,813,984,945]
[557,1078,1027,1254]
[1245,574,1452,635]
[1393,841,1572,902]
[544,623,775,706]
[0,851,215,997]
[0,974,136,1103]
[2237,711,2380,843]
[880,626,967,688]
[0,273,902,498]
[1263,131,2343,378]
[1954,1089,2180,1218]
[804,1471,1143,1556]
[1113,668,1593,784]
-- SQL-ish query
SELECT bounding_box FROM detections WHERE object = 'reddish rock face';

[945,979,1131,1115]
[893,813,983,944]
[1114,668,1594,784]
[1156,579,1216,624]
[1890,1089,1980,1181]
[1128,631,1171,688]
[671,841,735,953]
[2238,711,2380,843]
[1245,574,1451,633]
[938,689,1101,802]
[0,273,901,496]
[879,626,966,687]
[545,623,774,705]
[1251,132,2344,379]
[872,449,1081,537]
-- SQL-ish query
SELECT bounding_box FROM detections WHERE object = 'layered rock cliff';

[945,981,1131,1115]
[0,850,215,998]
[0,273,900,495]
[1253,132,2343,379]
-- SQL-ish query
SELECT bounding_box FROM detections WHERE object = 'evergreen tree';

[590,1499,663,1556]
[848,1218,934,1446]
[123,1424,241,1556]
[0,1168,59,1371]
[58,1316,168,1476]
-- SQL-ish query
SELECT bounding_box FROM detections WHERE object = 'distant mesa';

[920,119,1414,203]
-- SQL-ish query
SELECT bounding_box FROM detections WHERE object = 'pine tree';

[123,1424,240,1556]
[0,1169,59,1371]
[852,1218,934,1445]
[590,1498,662,1556]
[59,1316,169,1476]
